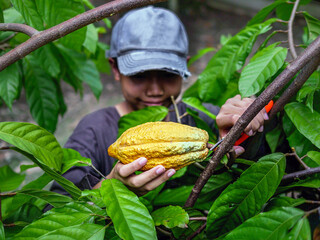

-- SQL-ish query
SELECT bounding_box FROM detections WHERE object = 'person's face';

[119,70,182,111]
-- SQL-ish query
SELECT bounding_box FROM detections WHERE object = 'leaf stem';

[285,148,310,170]
[186,222,206,240]
[189,217,207,221]
[86,163,107,180]
[305,200,320,205]
[0,192,16,197]
[171,95,181,123]
[288,0,300,59]
[305,206,320,217]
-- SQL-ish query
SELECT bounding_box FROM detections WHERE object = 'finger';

[233,146,245,157]
[140,169,176,192]
[127,165,167,188]
[117,157,147,178]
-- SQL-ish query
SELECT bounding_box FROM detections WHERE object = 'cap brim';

[117,51,191,79]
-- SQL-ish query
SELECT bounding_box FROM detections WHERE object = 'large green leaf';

[0,165,25,192]
[297,71,320,112]
[0,62,21,109]
[100,179,157,240]
[11,0,44,30]
[0,220,4,240]
[284,217,311,240]
[264,196,305,212]
[187,47,215,67]
[57,45,102,99]
[206,153,286,238]
[13,212,101,239]
[247,0,287,26]
[186,19,275,103]
[239,45,287,97]
[17,189,72,208]
[223,207,304,240]
[0,122,63,171]
[12,147,81,199]
[307,151,320,166]
[117,106,168,137]
[83,24,98,54]
[285,102,320,149]
[36,0,86,51]
[33,45,61,78]
[152,206,189,228]
[24,56,60,133]
[303,12,320,42]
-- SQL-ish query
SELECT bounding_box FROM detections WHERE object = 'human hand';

[101,157,176,196]
[216,95,269,154]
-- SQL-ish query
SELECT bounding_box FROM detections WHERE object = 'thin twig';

[171,95,181,123]
[186,223,206,240]
[189,217,207,221]
[156,226,173,237]
[0,23,39,37]
[282,166,320,182]
[288,0,300,59]
[85,163,107,180]
[305,200,320,205]
[0,146,10,150]
[305,206,320,217]
[0,192,16,197]
[193,162,205,170]
[179,112,189,120]
[285,148,310,170]
[0,33,16,44]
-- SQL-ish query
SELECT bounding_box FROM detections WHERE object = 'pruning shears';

[209,100,274,152]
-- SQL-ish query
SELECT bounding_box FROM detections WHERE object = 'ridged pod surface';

[108,121,209,171]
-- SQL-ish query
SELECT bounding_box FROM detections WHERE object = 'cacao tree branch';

[282,166,320,182]
[186,222,206,240]
[288,0,300,59]
[269,53,320,118]
[0,23,39,37]
[185,35,320,208]
[0,0,166,72]
[286,148,310,170]
[305,206,320,217]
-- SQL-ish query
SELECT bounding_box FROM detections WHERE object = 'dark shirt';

[50,102,220,195]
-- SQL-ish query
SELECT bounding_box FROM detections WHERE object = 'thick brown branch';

[0,23,39,37]
[288,0,300,59]
[0,0,166,71]
[185,35,320,208]
[282,166,320,182]
[269,53,320,119]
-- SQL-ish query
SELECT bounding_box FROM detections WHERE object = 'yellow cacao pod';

[108,121,209,171]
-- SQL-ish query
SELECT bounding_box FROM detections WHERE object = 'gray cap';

[107,6,191,79]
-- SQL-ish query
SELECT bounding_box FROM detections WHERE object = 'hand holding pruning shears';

[212,95,273,155]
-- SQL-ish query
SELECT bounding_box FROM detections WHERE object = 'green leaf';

[117,106,168,137]
[307,151,320,166]
[57,45,102,99]
[0,5,3,23]
[152,206,189,228]
[0,165,25,192]
[83,24,98,53]
[15,147,82,199]
[264,196,306,212]
[13,212,101,239]
[0,122,63,171]
[189,19,275,103]
[247,0,287,26]
[0,220,4,240]
[0,62,21,109]
[100,179,157,240]
[24,56,60,133]
[239,45,287,97]
[22,172,52,190]
[33,44,61,78]
[284,217,311,240]
[223,207,304,240]
[17,189,72,208]
[94,42,111,74]
[182,97,217,119]
[266,124,283,153]
[285,102,320,149]
[185,108,217,142]
[187,47,215,67]
[303,12,320,42]
[36,0,86,51]
[297,71,320,112]
[206,153,286,238]
[61,148,92,174]
[154,185,193,206]
[11,0,44,30]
